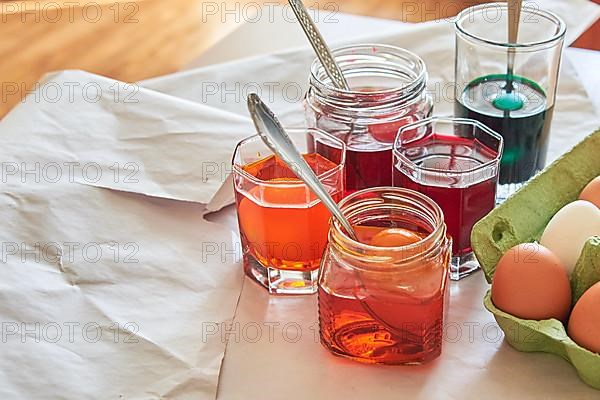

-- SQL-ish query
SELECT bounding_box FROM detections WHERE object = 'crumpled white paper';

[0,71,251,398]
[1,70,253,211]
[0,0,599,399]
[0,179,244,399]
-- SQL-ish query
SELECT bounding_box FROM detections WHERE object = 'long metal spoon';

[287,0,350,91]
[246,93,358,241]
[247,95,423,341]
[286,0,377,187]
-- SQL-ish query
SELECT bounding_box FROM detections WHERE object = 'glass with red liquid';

[393,117,503,280]
[319,187,451,365]
[232,128,345,294]
[305,44,433,194]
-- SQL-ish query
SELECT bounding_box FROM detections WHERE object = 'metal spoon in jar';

[288,0,368,184]
[287,0,350,91]
[505,0,523,94]
[247,95,420,339]
[246,93,358,241]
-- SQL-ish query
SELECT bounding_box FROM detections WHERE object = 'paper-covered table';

[1,1,600,399]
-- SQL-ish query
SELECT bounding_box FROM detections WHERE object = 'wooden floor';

[0,0,598,117]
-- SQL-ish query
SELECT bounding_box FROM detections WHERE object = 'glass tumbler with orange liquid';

[319,187,451,364]
[232,128,346,294]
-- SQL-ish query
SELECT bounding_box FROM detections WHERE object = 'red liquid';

[393,134,498,255]
[319,287,445,364]
[318,143,393,193]
[319,225,447,365]
[315,96,418,193]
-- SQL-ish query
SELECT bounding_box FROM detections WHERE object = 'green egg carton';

[471,128,600,389]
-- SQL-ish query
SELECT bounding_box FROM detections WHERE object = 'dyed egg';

[568,282,600,354]
[540,200,600,274]
[491,243,571,321]
[370,228,423,247]
[579,176,600,209]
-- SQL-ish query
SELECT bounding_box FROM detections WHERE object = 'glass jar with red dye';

[305,44,433,193]
[393,117,503,280]
[318,187,451,365]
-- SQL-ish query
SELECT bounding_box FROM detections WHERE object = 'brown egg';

[491,243,571,321]
[568,282,600,354]
[579,176,600,209]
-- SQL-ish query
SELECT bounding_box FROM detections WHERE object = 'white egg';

[540,200,600,274]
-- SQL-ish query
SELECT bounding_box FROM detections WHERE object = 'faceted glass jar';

[305,44,433,194]
[233,128,346,294]
[393,116,503,280]
[318,187,451,365]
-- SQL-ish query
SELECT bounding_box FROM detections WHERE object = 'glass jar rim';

[309,43,428,97]
[454,3,566,49]
[393,116,504,176]
[232,128,346,188]
[331,187,446,260]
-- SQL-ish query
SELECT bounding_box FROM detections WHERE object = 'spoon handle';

[247,94,357,240]
[506,0,522,92]
[287,0,350,91]
[508,0,523,44]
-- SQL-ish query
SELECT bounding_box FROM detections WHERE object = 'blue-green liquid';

[455,74,553,184]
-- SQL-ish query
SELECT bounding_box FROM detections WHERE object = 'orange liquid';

[319,225,448,365]
[235,154,342,272]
